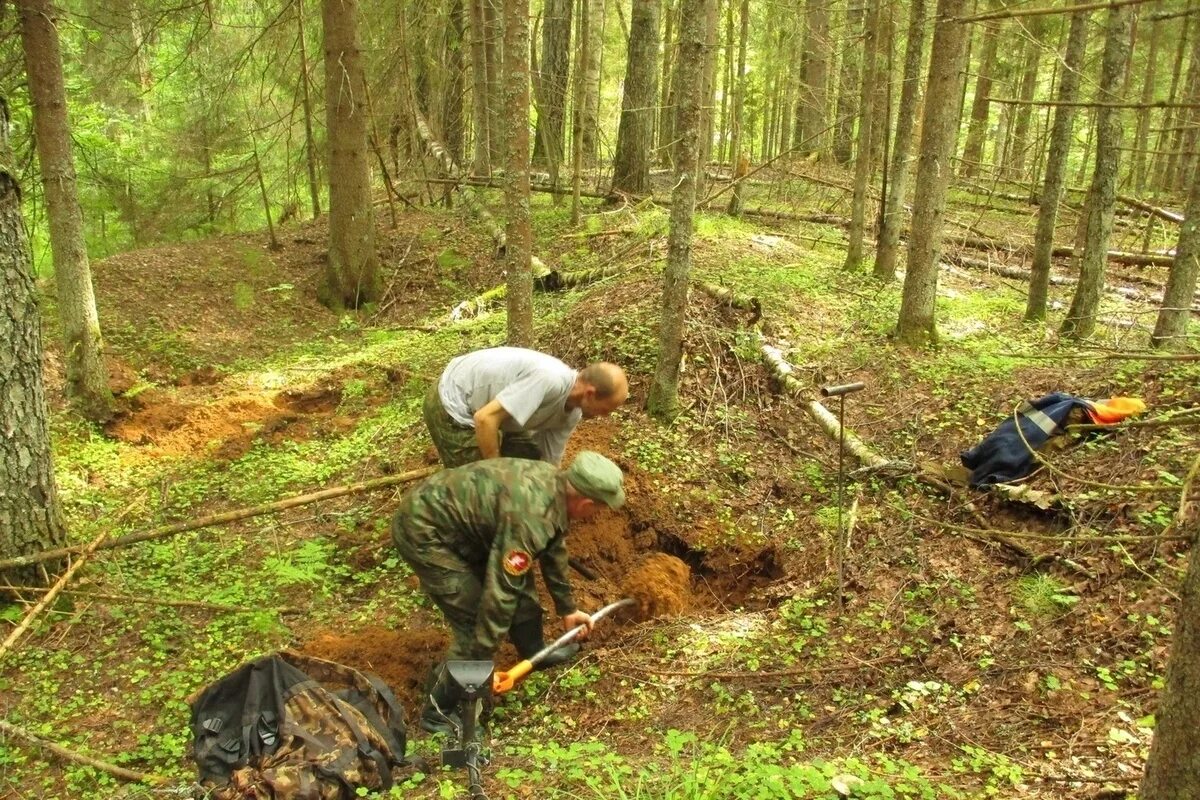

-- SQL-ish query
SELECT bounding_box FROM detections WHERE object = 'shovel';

[492,598,634,694]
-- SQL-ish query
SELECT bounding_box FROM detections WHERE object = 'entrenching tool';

[493,597,635,694]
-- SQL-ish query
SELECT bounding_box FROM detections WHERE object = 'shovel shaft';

[492,598,634,695]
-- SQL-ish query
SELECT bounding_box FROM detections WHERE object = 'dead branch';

[0,526,112,661]
[0,467,439,573]
[3,586,301,615]
[1116,195,1184,225]
[0,719,169,785]
[956,0,1159,24]
[986,96,1200,111]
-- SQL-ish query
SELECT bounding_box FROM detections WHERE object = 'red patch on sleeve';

[503,549,532,576]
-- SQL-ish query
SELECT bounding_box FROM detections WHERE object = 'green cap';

[566,451,625,508]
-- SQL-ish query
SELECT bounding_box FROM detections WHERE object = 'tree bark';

[844,0,881,270]
[726,0,750,216]
[896,0,970,346]
[581,0,604,165]
[321,0,379,309]
[533,0,572,173]
[296,0,321,218]
[504,0,534,346]
[1153,14,1189,193]
[485,0,506,167]
[649,0,710,420]
[469,0,492,174]
[571,0,587,224]
[1061,5,1133,340]
[660,0,678,166]
[612,0,661,194]
[445,0,468,171]
[0,97,67,586]
[1004,19,1043,180]
[833,0,864,164]
[1138,473,1200,799]
[17,0,114,422]
[1026,3,1089,321]
[1175,30,1200,193]
[873,0,927,281]
[799,0,831,155]
[1151,160,1200,349]
[1132,16,1160,193]
[696,0,721,193]
[960,15,1001,179]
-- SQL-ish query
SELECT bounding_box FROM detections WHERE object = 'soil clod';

[621,553,692,620]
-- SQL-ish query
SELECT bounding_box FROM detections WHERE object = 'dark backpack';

[189,650,409,800]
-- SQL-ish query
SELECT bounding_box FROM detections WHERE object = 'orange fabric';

[1086,397,1146,424]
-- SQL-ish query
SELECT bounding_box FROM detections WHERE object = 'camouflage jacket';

[396,458,576,652]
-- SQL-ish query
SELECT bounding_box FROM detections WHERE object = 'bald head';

[574,362,628,418]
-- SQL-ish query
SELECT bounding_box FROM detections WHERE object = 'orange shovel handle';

[493,659,534,694]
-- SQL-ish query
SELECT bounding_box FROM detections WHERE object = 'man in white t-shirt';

[423,347,628,467]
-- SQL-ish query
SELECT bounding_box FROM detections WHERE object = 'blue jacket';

[960,392,1093,487]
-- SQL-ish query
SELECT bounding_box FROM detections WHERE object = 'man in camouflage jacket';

[392,451,625,734]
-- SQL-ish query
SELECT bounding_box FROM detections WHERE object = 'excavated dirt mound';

[622,554,691,620]
[299,627,449,716]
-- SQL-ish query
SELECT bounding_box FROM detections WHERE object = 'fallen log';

[1117,195,1184,225]
[0,467,439,573]
[412,111,508,256]
[449,263,627,321]
[0,719,169,786]
[692,280,763,323]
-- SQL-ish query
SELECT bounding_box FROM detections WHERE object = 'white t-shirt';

[438,347,582,465]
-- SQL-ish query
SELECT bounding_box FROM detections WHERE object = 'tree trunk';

[612,0,661,194]
[446,0,467,169]
[571,0,587,225]
[1004,20,1042,180]
[873,0,927,281]
[1026,3,1089,322]
[844,0,881,271]
[1151,161,1200,348]
[469,0,492,174]
[1153,15,1189,193]
[799,0,831,155]
[1174,32,1200,193]
[1132,17,1160,193]
[504,0,533,346]
[726,0,750,216]
[1138,514,1200,799]
[581,0,604,165]
[649,0,710,420]
[1061,5,1133,340]
[697,0,721,192]
[533,0,572,172]
[485,0,506,167]
[321,0,379,309]
[17,0,114,422]
[718,0,733,164]
[833,0,863,164]
[896,0,970,346]
[0,97,67,585]
[296,0,321,218]
[960,16,1000,179]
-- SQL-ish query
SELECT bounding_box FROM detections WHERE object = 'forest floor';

[3,166,1198,800]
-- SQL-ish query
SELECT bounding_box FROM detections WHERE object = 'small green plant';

[1014,574,1079,619]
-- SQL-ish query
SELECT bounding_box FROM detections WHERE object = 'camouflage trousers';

[391,515,542,661]
[423,384,542,467]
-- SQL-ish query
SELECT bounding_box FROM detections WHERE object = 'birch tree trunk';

[896,0,969,346]
[0,97,67,585]
[321,0,379,309]
[1061,5,1133,340]
[873,0,927,282]
[612,0,661,194]
[504,0,533,346]
[649,0,710,420]
[17,0,114,422]
[1026,3,1089,322]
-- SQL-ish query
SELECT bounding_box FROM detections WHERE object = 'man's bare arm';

[472,400,510,458]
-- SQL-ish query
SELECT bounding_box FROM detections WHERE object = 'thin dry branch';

[956,0,1159,24]
[0,719,169,785]
[0,467,439,573]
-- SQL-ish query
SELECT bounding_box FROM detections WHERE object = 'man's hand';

[472,400,510,459]
[561,610,593,640]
